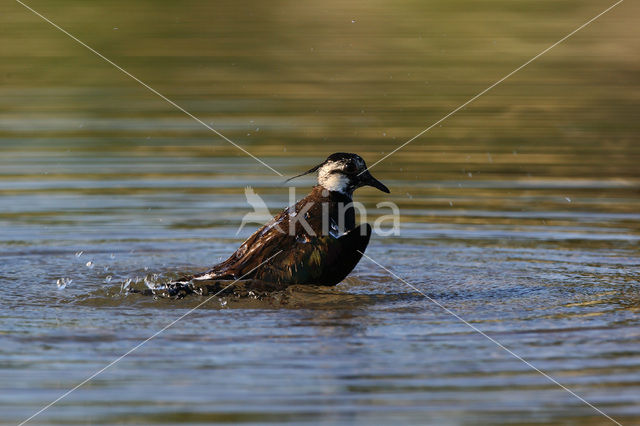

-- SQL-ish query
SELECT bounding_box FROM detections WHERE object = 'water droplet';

[85,261,94,269]
[56,278,72,289]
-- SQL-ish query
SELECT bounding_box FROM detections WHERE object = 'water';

[1,0,639,424]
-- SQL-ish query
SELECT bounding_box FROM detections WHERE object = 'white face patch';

[318,161,351,194]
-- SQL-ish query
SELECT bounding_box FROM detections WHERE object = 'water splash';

[121,278,132,292]
[56,278,72,290]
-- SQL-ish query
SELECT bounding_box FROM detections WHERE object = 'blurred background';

[1,0,639,424]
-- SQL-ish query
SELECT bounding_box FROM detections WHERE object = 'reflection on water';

[1,0,639,424]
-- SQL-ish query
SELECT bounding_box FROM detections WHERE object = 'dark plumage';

[172,153,390,292]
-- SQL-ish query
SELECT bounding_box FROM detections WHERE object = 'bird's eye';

[344,162,357,174]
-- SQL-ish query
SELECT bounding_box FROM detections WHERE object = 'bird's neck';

[309,186,356,233]
[312,185,353,203]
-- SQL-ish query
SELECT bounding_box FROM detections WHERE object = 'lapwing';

[171,152,390,293]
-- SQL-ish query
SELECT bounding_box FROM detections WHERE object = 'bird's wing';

[194,189,371,285]
[202,207,295,279]
[254,223,372,285]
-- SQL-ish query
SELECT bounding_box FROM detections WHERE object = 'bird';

[169,152,390,294]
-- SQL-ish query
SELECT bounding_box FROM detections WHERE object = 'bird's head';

[286,152,390,196]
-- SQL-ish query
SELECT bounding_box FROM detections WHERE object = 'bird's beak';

[361,170,390,193]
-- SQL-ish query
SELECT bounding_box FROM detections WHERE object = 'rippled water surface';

[1,0,639,424]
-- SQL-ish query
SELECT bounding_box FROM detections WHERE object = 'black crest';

[285,152,364,183]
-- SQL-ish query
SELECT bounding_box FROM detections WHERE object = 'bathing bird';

[176,152,390,288]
